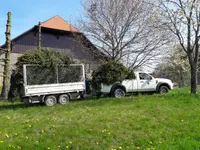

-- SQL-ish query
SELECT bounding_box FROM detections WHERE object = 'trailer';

[20,64,85,106]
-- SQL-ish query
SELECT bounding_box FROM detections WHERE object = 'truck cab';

[101,72,173,98]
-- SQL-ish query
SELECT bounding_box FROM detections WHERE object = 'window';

[139,73,152,80]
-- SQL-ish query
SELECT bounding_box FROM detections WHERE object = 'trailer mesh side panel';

[25,65,83,85]
[26,66,57,85]
[58,66,83,83]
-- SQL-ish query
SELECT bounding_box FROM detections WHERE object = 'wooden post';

[1,12,11,99]
[38,22,42,50]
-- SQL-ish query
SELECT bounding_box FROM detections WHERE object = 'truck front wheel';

[159,85,169,94]
[44,95,57,106]
[58,94,70,105]
[111,88,126,98]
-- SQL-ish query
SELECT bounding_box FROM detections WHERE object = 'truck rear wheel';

[111,87,126,98]
[159,85,169,94]
[58,94,70,105]
[44,95,57,106]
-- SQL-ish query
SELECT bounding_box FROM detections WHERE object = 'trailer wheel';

[58,94,70,105]
[44,95,57,106]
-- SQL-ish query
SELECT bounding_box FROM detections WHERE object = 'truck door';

[122,79,137,92]
[137,73,157,91]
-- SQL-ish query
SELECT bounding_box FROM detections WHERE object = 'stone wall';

[0,53,22,85]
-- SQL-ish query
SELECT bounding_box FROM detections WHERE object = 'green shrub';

[91,61,135,90]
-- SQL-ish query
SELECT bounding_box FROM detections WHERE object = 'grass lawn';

[0,88,200,150]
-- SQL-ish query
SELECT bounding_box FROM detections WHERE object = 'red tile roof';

[40,15,80,33]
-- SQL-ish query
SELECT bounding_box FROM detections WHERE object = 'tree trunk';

[190,66,198,94]
[179,70,185,88]
[38,22,42,50]
[188,47,198,94]
[1,12,11,99]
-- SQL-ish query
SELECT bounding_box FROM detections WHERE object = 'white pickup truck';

[101,72,173,98]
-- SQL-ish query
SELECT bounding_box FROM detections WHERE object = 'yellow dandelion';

[14,133,18,136]
[58,145,61,148]
[66,145,69,149]
[26,136,29,139]
[69,141,72,144]
[5,133,9,138]
[41,130,44,134]
[181,120,184,122]
[118,146,122,149]
[47,147,50,150]
[149,141,153,144]
[0,141,4,143]
[96,142,99,145]
[28,125,32,128]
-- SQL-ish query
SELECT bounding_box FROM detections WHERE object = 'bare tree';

[79,0,170,69]
[156,0,200,94]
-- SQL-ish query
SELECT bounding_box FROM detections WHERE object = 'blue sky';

[0,0,83,45]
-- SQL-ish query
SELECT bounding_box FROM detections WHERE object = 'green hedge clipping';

[91,61,135,90]
[10,48,72,98]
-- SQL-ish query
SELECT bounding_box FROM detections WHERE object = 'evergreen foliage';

[10,48,72,98]
[91,61,135,90]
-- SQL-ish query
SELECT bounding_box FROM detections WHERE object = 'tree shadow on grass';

[0,102,44,111]
[0,94,128,111]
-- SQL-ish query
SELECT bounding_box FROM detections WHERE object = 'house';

[1,15,107,73]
